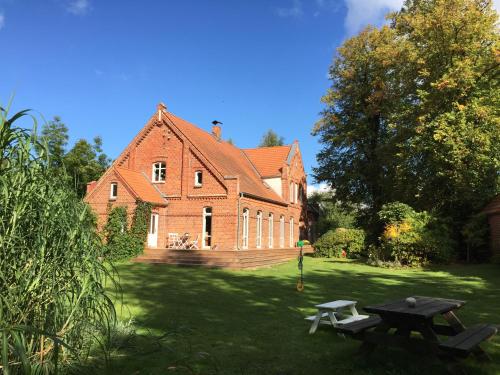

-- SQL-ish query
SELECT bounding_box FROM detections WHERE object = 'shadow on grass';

[92,260,500,375]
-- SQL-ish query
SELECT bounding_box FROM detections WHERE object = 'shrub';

[313,228,365,258]
[104,201,151,260]
[376,202,455,266]
[462,213,490,262]
[0,107,116,373]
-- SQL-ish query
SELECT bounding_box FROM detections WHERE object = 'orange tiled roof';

[164,112,286,204]
[115,167,166,206]
[243,146,291,178]
[484,195,500,215]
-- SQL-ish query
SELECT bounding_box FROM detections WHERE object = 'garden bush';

[313,228,365,258]
[375,202,455,266]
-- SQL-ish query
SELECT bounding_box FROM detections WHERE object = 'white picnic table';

[305,300,368,334]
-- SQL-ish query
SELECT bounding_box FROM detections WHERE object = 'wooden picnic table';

[335,296,497,366]
[306,300,368,334]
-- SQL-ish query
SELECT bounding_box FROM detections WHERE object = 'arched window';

[109,182,118,200]
[256,211,263,248]
[152,161,166,182]
[268,213,274,248]
[289,217,294,247]
[289,182,294,203]
[242,209,249,249]
[279,215,285,248]
[202,207,212,249]
[194,171,203,187]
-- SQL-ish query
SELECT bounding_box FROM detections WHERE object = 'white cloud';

[67,0,91,15]
[307,183,331,197]
[344,0,499,35]
[344,0,403,34]
[276,0,303,18]
[0,12,5,30]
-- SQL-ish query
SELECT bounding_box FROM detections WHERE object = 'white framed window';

[109,182,118,200]
[289,182,294,203]
[294,183,298,203]
[202,207,212,249]
[242,209,249,249]
[268,213,274,248]
[279,215,285,248]
[194,171,203,187]
[290,217,294,247]
[152,161,166,182]
[256,211,263,248]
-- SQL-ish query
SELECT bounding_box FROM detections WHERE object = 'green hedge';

[313,228,365,258]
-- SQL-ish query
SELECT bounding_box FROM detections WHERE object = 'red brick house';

[85,103,309,259]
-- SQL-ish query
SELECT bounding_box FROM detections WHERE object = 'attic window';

[110,182,118,200]
[152,162,166,182]
[194,171,203,187]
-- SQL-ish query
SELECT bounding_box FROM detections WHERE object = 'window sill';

[109,197,117,201]
[152,181,166,184]
[194,185,202,188]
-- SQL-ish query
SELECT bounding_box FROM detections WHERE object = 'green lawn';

[101,258,500,375]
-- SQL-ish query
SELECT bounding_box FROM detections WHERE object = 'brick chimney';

[212,124,221,141]
[86,180,97,195]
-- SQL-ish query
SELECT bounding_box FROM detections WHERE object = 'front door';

[147,213,159,248]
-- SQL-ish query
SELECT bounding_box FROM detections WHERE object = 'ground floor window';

[242,209,249,249]
[279,215,285,248]
[289,217,294,247]
[268,213,273,248]
[202,207,212,249]
[256,211,262,248]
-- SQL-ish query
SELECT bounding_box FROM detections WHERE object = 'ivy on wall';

[104,200,152,260]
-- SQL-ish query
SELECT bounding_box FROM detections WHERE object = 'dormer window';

[110,182,118,200]
[194,171,203,187]
[152,162,166,182]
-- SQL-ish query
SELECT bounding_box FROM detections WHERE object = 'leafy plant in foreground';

[0,105,116,373]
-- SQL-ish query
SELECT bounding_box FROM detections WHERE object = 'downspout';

[236,192,243,250]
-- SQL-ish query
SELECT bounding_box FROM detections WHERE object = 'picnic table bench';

[333,296,497,369]
[305,300,369,334]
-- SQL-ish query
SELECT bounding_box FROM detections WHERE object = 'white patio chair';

[187,235,199,250]
[168,233,179,249]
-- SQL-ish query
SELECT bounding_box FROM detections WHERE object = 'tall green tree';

[313,25,416,220]
[393,0,500,222]
[259,129,285,147]
[39,116,69,169]
[64,136,111,197]
[314,0,499,246]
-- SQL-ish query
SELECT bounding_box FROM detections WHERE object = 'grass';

[102,258,500,374]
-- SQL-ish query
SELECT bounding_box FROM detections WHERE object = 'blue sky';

[0,0,447,189]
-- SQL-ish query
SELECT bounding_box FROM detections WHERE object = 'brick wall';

[86,113,309,252]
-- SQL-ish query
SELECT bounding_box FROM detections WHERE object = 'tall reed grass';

[0,104,116,374]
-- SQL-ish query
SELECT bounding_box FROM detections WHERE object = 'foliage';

[462,213,491,262]
[104,206,130,260]
[38,116,69,170]
[0,105,115,373]
[308,191,358,237]
[313,228,365,258]
[375,202,455,266]
[313,0,500,253]
[258,129,285,147]
[64,137,111,198]
[104,202,151,260]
